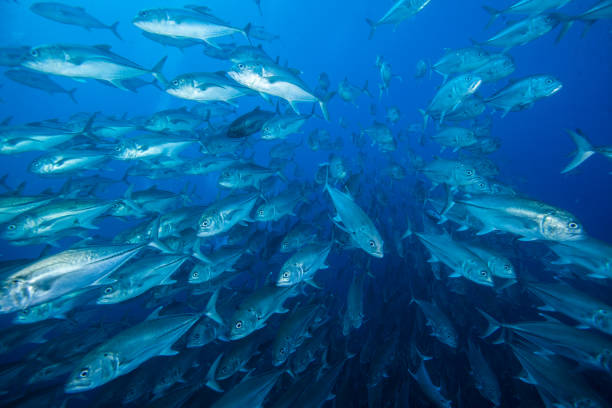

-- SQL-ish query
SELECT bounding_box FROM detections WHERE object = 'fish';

[228,60,333,121]
[197,193,258,237]
[486,75,562,117]
[482,0,573,28]
[4,69,77,103]
[561,129,612,173]
[277,238,333,287]
[456,194,585,241]
[476,14,565,50]
[415,232,495,287]
[366,0,432,39]
[133,7,250,49]
[420,73,482,127]
[324,180,384,258]
[166,71,253,104]
[65,310,201,392]
[22,44,167,90]
[228,285,297,340]
[30,2,121,39]
[0,238,165,313]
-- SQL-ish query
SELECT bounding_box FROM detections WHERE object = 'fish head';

[0,214,33,240]
[597,348,612,373]
[218,168,240,189]
[461,73,482,95]
[187,321,218,348]
[272,337,291,367]
[132,9,167,30]
[490,257,516,279]
[260,122,279,140]
[540,211,585,241]
[188,264,210,284]
[454,163,478,186]
[462,176,492,194]
[197,212,222,237]
[65,351,120,393]
[13,303,48,324]
[593,309,612,335]
[28,156,56,175]
[227,60,264,87]
[229,312,256,340]
[109,200,130,217]
[532,75,562,98]
[216,356,238,380]
[254,203,273,221]
[21,45,64,71]
[358,232,384,258]
[277,262,301,286]
[463,259,494,287]
[96,284,121,304]
[165,76,192,96]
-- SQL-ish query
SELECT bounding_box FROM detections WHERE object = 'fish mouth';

[65,380,92,394]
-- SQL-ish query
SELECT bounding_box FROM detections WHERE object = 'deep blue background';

[1,0,611,259]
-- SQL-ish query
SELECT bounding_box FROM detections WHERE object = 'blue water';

[1,0,611,407]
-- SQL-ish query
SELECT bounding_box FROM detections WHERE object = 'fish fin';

[481,6,502,29]
[476,308,501,338]
[205,289,224,325]
[476,226,496,236]
[151,56,168,86]
[109,21,122,40]
[561,129,595,173]
[160,347,179,356]
[365,19,376,40]
[205,353,224,392]
[67,88,78,104]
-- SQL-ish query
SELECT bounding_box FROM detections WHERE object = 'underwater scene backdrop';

[0,0,611,407]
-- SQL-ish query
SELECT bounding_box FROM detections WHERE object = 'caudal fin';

[151,56,168,87]
[561,129,595,174]
[205,289,224,325]
[482,6,501,29]
[205,353,224,392]
[67,88,78,104]
[476,308,501,338]
[365,19,376,40]
[109,22,122,40]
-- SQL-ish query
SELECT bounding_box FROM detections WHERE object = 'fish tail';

[204,288,223,325]
[243,23,253,45]
[205,353,224,392]
[151,56,168,87]
[476,308,501,338]
[481,6,501,29]
[109,21,122,40]
[362,80,372,98]
[556,17,574,43]
[318,99,330,122]
[418,108,429,131]
[67,88,78,104]
[580,19,596,38]
[561,129,595,174]
[365,19,376,40]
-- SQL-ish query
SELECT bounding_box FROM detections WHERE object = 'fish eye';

[282,272,289,278]
[369,240,375,248]
[504,265,511,270]
[7,224,16,231]
[114,146,121,151]
[465,75,472,81]
[172,79,179,86]
[139,10,148,17]
[201,219,209,228]
[192,271,199,278]
[79,369,89,378]
[235,321,242,329]
[466,170,474,176]
[479,182,485,188]
[280,347,285,354]
[104,287,112,294]
[258,209,264,216]
[568,222,578,229]
[30,49,38,57]
[237,63,244,69]
[479,270,488,277]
